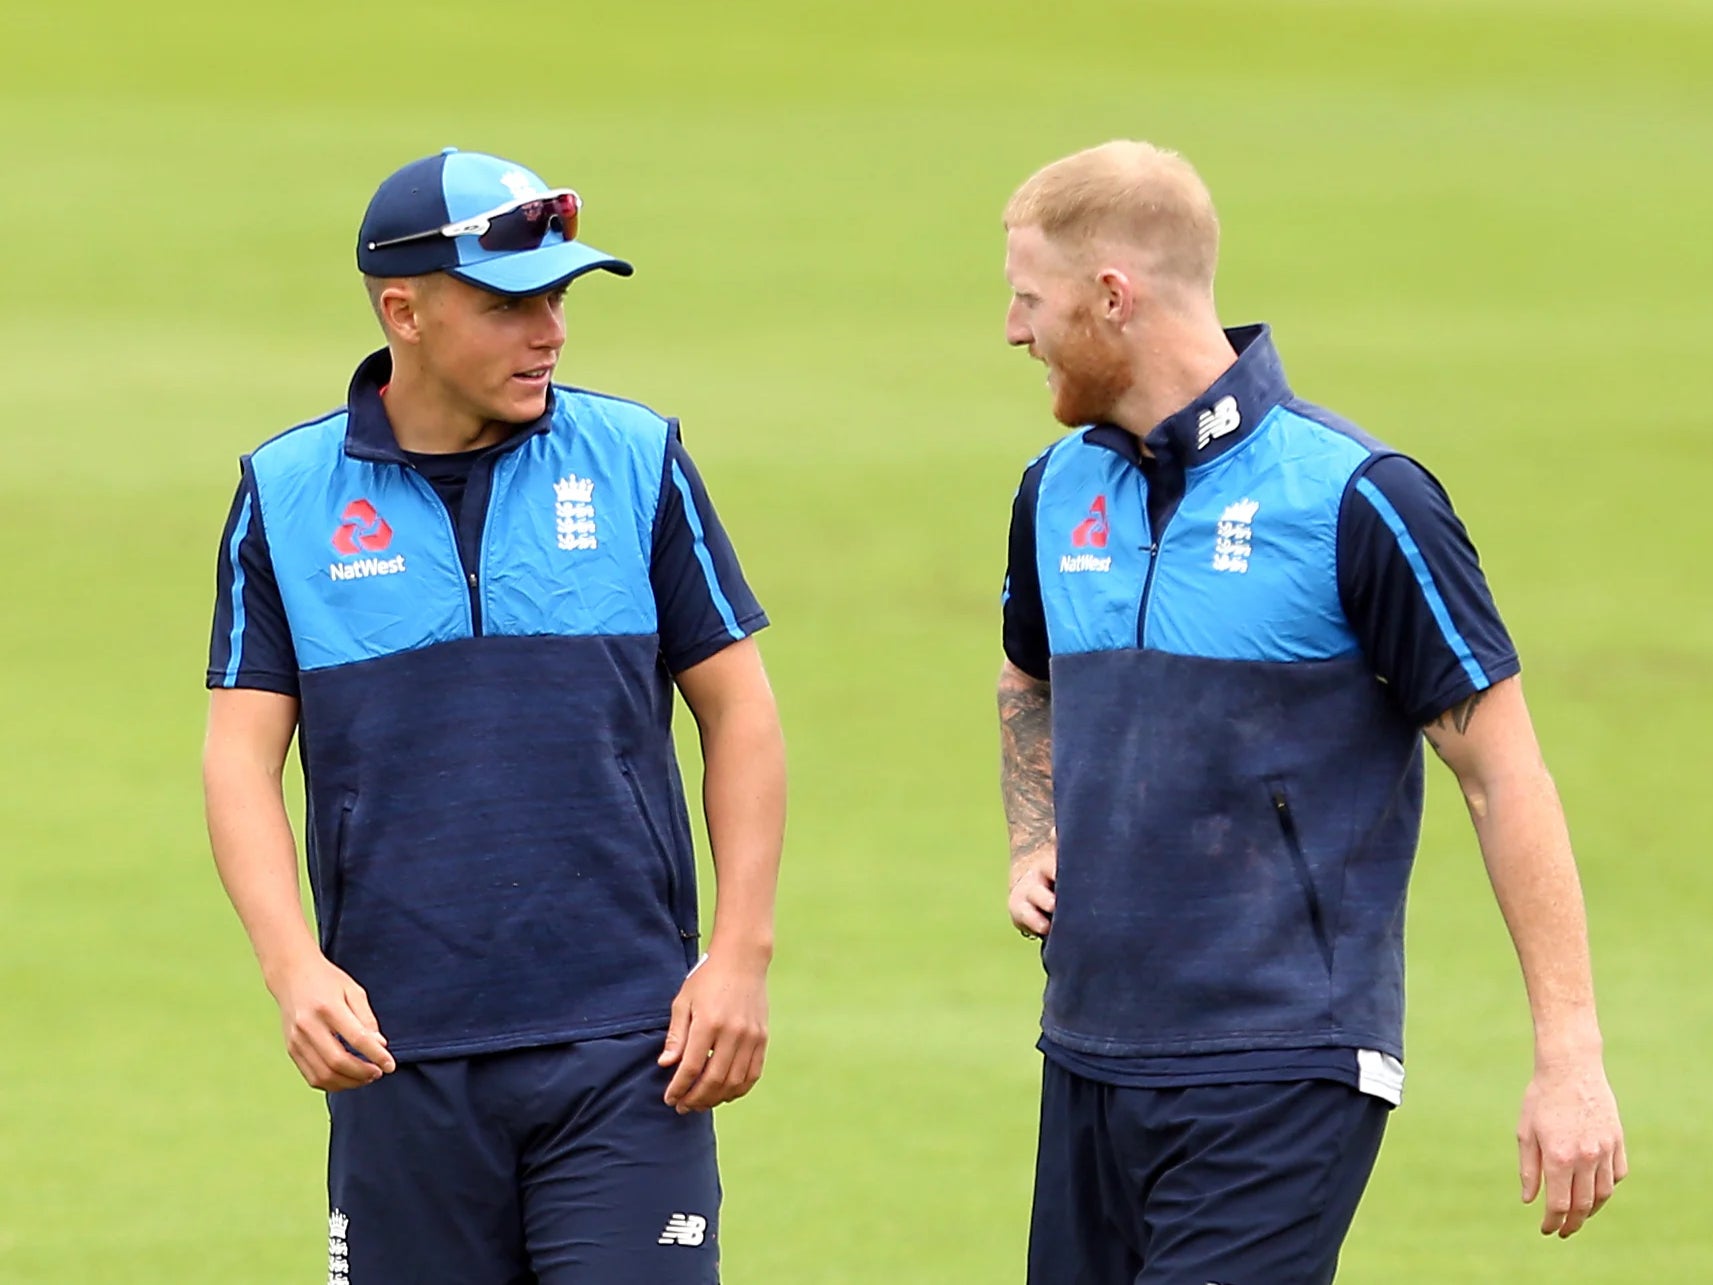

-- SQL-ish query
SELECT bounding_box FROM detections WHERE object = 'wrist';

[1532,1015,1604,1073]
[256,933,324,996]
[707,928,774,969]
[1010,845,1052,879]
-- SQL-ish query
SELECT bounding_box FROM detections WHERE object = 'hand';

[270,953,396,1092]
[1009,846,1057,938]
[658,950,769,1114]
[1518,1056,1627,1237]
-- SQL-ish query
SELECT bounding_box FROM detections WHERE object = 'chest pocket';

[259,459,471,671]
[1035,448,1150,656]
[1144,478,1357,662]
[477,433,660,640]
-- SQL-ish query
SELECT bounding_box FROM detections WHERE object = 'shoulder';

[1023,426,1099,490]
[247,407,349,479]
[1238,399,1442,524]
[550,385,675,450]
[1257,398,1399,485]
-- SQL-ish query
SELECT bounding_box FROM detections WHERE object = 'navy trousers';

[326,1030,720,1284]
[1028,1058,1388,1285]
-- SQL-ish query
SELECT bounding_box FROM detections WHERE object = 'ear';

[379,280,429,345]
[1094,267,1135,327]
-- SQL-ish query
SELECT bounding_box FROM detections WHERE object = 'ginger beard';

[1045,303,1135,427]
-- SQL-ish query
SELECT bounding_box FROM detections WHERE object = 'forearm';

[1463,762,1603,1065]
[698,703,785,965]
[204,758,318,991]
[998,661,1055,869]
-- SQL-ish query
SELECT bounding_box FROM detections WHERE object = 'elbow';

[1459,777,1491,822]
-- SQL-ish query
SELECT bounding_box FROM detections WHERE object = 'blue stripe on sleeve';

[670,460,743,640]
[1355,478,1487,688]
[222,492,254,685]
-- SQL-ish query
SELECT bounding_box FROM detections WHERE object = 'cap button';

[440,146,459,155]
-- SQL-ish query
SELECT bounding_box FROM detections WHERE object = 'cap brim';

[447,239,634,297]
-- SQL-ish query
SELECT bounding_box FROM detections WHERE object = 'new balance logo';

[658,1212,708,1246]
[1196,395,1241,449]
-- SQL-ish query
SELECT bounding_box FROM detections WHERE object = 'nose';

[528,293,566,349]
[1005,298,1031,348]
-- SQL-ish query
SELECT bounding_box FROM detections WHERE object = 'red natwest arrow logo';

[332,499,394,556]
[1071,495,1109,549]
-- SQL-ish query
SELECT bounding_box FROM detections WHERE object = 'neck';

[381,359,519,454]
[1107,310,1237,443]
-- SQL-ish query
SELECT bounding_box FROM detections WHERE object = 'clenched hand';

[272,954,395,1092]
[659,951,769,1114]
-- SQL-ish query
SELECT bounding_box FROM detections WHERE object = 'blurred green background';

[2,0,1710,1279]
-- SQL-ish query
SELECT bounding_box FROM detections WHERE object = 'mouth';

[512,365,554,388]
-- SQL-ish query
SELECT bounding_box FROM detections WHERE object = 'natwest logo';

[1071,495,1109,548]
[332,499,393,556]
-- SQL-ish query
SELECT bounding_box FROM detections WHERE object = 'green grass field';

[3,0,1711,1278]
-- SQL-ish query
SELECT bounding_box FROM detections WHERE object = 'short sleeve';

[1338,454,1519,725]
[1003,455,1052,681]
[651,429,768,673]
[206,463,300,696]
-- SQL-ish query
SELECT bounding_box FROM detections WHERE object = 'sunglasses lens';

[477,193,581,252]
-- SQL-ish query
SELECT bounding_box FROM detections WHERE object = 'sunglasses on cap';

[365,189,582,255]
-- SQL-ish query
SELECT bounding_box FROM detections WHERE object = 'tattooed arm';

[1423,674,1626,1238]
[1000,659,1057,937]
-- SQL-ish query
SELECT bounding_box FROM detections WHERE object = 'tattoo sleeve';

[1423,687,1488,754]
[998,664,1055,868]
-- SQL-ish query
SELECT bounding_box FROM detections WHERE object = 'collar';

[1082,323,1290,469]
[343,348,556,463]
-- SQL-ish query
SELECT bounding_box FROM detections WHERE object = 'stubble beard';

[1049,308,1134,428]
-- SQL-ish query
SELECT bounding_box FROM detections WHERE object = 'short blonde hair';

[362,272,438,336]
[1004,140,1219,291]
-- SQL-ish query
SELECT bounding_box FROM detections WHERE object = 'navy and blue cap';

[356,148,634,296]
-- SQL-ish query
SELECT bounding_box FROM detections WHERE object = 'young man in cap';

[997,140,1624,1283]
[204,147,783,1283]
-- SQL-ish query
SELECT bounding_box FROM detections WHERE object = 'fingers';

[283,992,391,1091]
[343,984,397,1073]
[1552,1159,1597,1237]
[663,1014,768,1113]
[1009,871,1056,936]
[679,1024,743,1114]
[663,1014,707,1108]
[285,1016,381,1092]
[1590,1151,1617,1220]
[730,1040,768,1103]
[1539,1144,1609,1237]
[1552,1140,1625,1237]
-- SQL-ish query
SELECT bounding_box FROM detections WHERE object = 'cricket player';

[997,140,1624,1283]
[204,147,784,1283]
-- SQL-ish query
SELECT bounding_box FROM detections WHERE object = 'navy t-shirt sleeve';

[1002,455,1052,681]
[651,429,768,673]
[1338,454,1520,725]
[206,463,300,696]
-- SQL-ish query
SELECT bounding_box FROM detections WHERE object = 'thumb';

[1518,1128,1543,1203]
[659,996,692,1067]
[344,978,384,1040]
